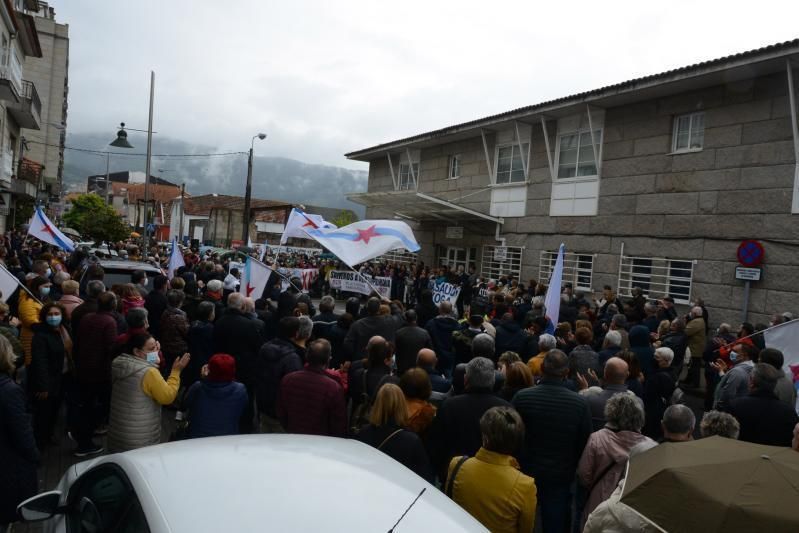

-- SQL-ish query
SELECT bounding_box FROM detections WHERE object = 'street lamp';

[106,122,135,216]
[243,132,267,245]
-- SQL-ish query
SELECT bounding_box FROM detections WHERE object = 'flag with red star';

[238,257,273,299]
[280,208,336,245]
[28,207,75,252]
[304,219,420,267]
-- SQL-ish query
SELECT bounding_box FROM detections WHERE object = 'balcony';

[0,57,24,103]
[8,80,41,129]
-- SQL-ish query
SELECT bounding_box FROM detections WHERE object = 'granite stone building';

[346,39,799,326]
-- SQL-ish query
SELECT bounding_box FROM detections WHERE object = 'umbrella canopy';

[60,227,81,238]
[620,436,799,532]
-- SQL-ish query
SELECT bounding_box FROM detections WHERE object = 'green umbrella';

[620,436,799,532]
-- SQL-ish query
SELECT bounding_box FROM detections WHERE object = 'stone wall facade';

[362,70,799,327]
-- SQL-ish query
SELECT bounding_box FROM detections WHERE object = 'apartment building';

[347,39,799,326]
[21,0,68,200]
[0,0,43,232]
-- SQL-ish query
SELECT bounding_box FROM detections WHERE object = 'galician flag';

[0,263,22,302]
[239,257,273,299]
[303,219,420,267]
[280,207,336,245]
[28,206,75,252]
[764,319,799,374]
[543,243,566,335]
[166,237,185,280]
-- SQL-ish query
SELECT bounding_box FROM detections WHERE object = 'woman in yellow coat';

[20,277,50,366]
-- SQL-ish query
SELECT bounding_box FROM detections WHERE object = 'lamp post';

[108,122,135,223]
[243,133,266,245]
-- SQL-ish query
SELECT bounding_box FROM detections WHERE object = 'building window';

[495,144,528,184]
[397,163,418,190]
[539,251,594,293]
[557,130,601,178]
[618,251,695,305]
[672,112,705,152]
[481,245,522,281]
[631,258,652,295]
[668,260,693,302]
[448,154,461,179]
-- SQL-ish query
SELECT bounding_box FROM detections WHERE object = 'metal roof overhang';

[346,44,799,161]
[347,190,503,225]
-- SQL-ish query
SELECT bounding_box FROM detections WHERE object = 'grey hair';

[86,280,106,298]
[206,279,223,293]
[126,307,149,329]
[472,333,495,359]
[532,296,544,308]
[751,363,779,394]
[644,301,657,313]
[662,404,695,435]
[319,295,335,312]
[717,322,732,335]
[655,347,674,365]
[53,271,70,285]
[227,292,246,311]
[243,297,256,314]
[465,357,496,390]
[537,333,557,351]
[298,315,313,340]
[604,392,645,432]
[611,314,628,330]
[700,410,740,440]
[0,335,14,375]
[671,317,686,332]
[604,330,622,348]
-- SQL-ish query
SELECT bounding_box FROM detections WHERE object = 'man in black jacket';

[254,316,306,432]
[425,301,461,374]
[729,363,799,446]
[343,297,402,361]
[394,310,432,375]
[213,293,264,433]
[427,356,509,481]
[493,313,527,360]
[144,275,169,339]
[512,350,592,533]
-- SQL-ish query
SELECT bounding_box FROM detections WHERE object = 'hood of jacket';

[498,319,522,334]
[629,325,651,347]
[112,353,155,380]
[263,337,302,364]
[429,315,460,332]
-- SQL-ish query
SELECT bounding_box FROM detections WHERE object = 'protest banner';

[431,281,461,306]
[265,244,324,256]
[329,270,392,299]
[278,268,319,292]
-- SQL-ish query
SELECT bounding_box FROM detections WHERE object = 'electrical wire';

[24,139,247,158]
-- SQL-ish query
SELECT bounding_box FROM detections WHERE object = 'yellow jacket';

[527,351,547,377]
[447,448,536,533]
[19,291,42,366]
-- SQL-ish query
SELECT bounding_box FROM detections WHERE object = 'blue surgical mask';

[146,351,159,365]
[40,286,51,297]
[46,268,52,278]
[729,351,739,363]
[46,315,62,327]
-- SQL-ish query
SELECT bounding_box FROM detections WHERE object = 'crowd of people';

[1,234,798,533]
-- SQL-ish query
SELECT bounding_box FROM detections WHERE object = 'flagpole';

[0,262,42,305]
[251,256,304,294]
[712,317,799,353]
[342,261,384,299]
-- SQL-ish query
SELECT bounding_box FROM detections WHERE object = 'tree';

[63,193,129,243]
[331,209,356,228]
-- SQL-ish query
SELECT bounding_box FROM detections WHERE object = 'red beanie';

[208,354,236,382]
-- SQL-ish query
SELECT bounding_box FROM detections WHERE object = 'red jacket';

[75,311,118,384]
[277,368,346,437]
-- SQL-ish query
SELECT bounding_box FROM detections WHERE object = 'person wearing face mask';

[107,333,190,452]
[19,277,50,367]
[29,303,72,448]
[711,342,758,412]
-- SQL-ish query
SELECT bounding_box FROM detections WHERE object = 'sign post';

[736,240,765,321]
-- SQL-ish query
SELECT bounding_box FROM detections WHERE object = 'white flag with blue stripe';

[303,219,420,267]
[166,237,185,280]
[28,206,75,252]
[543,243,565,335]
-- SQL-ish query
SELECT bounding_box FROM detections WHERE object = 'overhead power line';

[25,139,247,158]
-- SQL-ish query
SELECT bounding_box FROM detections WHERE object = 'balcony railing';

[20,80,41,117]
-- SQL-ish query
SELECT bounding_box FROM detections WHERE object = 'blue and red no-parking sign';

[736,240,764,267]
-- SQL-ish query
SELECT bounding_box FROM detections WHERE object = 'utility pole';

[243,147,253,244]
[179,182,185,244]
[142,71,155,254]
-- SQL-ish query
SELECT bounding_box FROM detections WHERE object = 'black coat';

[394,325,432,375]
[494,319,528,360]
[254,337,304,417]
[356,423,433,482]
[144,290,168,338]
[643,366,676,439]
[29,323,67,394]
[426,316,461,368]
[729,391,799,447]
[213,308,264,383]
[427,389,510,479]
[0,375,39,524]
[343,314,403,361]
[186,320,215,385]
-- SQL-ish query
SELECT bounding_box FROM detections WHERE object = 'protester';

[159,290,190,370]
[144,275,169,338]
[107,333,189,452]
[20,277,49,365]
[57,279,83,320]
[580,357,642,432]
[452,314,486,366]
[683,305,707,386]
[660,404,695,442]
[699,410,740,439]
[343,297,402,360]
[712,342,758,411]
[597,330,623,369]
[425,301,461,373]
[29,302,71,447]
[526,333,556,378]
[0,335,39,532]
[728,363,799,446]
[348,335,394,422]
[498,362,533,402]
[185,301,216,387]
[577,393,655,528]
[400,367,436,438]
[184,354,247,439]
[758,348,797,407]
[512,349,591,533]
[643,347,677,439]
[355,383,432,481]
[394,310,432,375]
[446,406,536,533]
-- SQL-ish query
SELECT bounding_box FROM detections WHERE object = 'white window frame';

[671,112,705,153]
[554,129,602,180]
[448,154,461,180]
[493,143,529,185]
[481,245,523,281]
[397,162,418,191]
[617,247,696,305]
[378,250,418,265]
[538,251,594,293]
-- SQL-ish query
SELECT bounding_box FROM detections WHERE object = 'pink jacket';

[58,294,84,320]
[577,428,654,529]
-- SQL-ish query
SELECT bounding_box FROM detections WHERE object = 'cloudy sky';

[57,0,799,171]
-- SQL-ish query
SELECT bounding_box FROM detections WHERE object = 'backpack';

[349,370,373,434]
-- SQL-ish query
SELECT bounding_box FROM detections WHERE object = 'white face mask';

[145,351,159,365]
